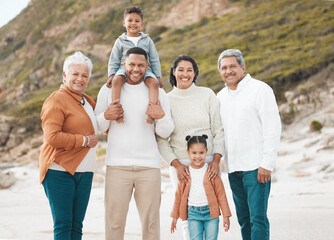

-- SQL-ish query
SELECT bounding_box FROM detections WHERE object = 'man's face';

[123,53,148,85]
[219,56,246,90]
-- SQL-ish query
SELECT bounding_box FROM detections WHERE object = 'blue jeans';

[187,205,219,240]
[42,169,93,240]
[228,169,271,240]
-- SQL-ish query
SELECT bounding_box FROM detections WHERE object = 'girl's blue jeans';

[228,169,271,240]
[187,205,219,240]
[42,169,93,240]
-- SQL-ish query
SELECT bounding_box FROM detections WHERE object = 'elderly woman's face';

[63,64,89,93]
[173,60,195,89]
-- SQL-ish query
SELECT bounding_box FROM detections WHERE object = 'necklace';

[63,87,85,106]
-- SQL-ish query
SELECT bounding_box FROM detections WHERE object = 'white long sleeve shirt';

[95,83,174,168]
[217,74,281,173]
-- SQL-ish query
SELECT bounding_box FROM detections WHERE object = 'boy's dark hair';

[124,6,143,20]
[185,135,208,150]
[125,47,148,60]
[169,55,199,87]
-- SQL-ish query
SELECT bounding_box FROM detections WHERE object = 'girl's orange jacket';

[171,170,232,220]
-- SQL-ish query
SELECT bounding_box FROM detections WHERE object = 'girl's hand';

[171,218,177,233]
[223,216,230,232]
[171,159,190,184]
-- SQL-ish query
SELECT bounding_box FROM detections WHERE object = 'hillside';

[0,0,333,160]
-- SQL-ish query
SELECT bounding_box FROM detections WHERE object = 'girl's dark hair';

[185,134,208,150]
[124,6,143,20]
[169,55,199,87]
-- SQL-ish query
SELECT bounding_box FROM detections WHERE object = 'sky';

[0,0,30,28]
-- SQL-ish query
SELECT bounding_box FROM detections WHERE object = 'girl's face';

[173,60,195,89]
[187,143,208,169]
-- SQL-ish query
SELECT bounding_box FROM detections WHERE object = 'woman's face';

[173,60,195,89]
[63,64,90,93]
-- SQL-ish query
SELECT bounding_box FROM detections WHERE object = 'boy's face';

[123,13,143,37]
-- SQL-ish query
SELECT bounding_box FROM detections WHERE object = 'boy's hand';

[223,216,230,232]
[106,74,114,88]
[171,218,177,233]
[157,77,164,88]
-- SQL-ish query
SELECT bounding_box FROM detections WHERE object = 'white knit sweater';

[158,84,224,165]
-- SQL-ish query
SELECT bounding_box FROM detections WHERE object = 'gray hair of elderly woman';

[63,51,93,82]
[217,49,245,70]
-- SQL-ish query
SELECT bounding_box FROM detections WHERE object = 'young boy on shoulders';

[106,6,163,124]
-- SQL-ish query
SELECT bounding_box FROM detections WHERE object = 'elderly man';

[217,49,281,240]
[95,47,174,240]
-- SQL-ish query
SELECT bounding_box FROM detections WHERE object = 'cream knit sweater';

[158,84,224,165]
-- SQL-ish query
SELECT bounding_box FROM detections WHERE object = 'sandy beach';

[0,156,333,240]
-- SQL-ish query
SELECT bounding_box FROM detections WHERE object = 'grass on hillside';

[0,0,333,132]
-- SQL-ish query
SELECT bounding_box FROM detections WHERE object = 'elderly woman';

[158,55,224,240]
[39,51,98,240]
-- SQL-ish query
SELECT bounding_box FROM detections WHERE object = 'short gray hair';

[217,49,245,70]
[63,51,93,79]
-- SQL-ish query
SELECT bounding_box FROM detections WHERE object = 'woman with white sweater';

[157,55,224,240]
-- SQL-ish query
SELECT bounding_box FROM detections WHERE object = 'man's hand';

[171,159,190,184]
[171,218,177,234]
[257,167,271,184]
[106,74,114,88]
[146,101,165,120]
[207,154,222,180]
[104,99,124,121]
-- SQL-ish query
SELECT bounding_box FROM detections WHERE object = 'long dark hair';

[169,55,199,87]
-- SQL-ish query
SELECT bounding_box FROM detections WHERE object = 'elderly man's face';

[219,56,245,90]
[123,53,148,85]
[63,64,89,93]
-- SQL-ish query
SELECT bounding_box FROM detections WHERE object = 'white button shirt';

[217,74,281,173]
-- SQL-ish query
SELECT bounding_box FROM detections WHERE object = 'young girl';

[170,135,231,240]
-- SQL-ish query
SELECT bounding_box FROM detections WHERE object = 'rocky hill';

[0,0,333,164]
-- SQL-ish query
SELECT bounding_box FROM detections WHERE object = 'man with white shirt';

[217,49,281,240]
[95,47,174,240]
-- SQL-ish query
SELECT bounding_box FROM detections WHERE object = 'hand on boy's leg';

[106,74,114,88]
[223,217,230,232]
[104,99,124,122]
[146,101,165,121]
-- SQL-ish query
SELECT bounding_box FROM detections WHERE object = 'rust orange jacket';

[39,84,96,183]
[171,170,232,221]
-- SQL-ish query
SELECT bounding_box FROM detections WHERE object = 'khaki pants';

[105,166,161,240]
